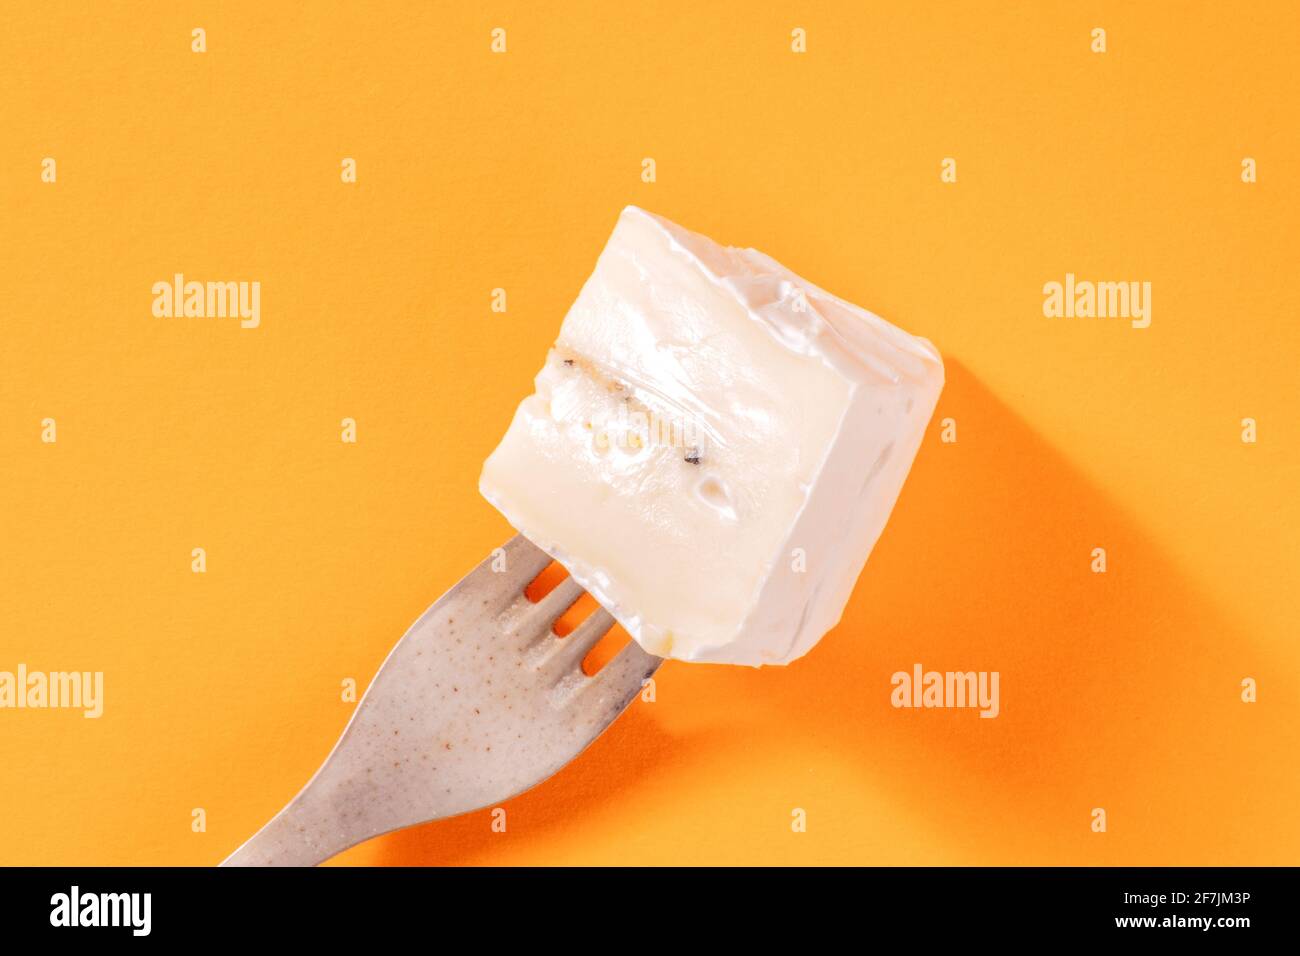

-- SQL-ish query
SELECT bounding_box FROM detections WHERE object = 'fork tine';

[588,639,662,703]
[521,575,585,632]
[471,533,552,609]
[541,606,615,676]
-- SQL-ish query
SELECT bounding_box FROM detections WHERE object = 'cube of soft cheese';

[480,207,943,666]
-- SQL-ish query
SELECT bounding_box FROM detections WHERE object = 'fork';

[221,534,662,866]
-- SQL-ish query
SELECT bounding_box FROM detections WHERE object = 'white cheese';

[481,207,943,666]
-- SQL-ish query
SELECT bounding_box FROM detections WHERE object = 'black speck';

[684,447,701,465]
[563,358,574,367]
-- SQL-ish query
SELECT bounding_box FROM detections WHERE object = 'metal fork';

[221,534,662,866]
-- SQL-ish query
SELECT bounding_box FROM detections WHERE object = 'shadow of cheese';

[687,358,1273,864]
[356,359,1275,866]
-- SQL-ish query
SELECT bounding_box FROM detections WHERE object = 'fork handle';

[221,785,355,867]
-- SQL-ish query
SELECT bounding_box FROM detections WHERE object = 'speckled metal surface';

[222,534,661,866]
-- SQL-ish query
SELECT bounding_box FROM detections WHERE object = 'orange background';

[2,1,1298,865]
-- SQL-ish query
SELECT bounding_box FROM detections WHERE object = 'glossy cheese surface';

[481,207,943,665]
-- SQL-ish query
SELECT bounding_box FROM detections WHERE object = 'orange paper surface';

[1,2,1297,865]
